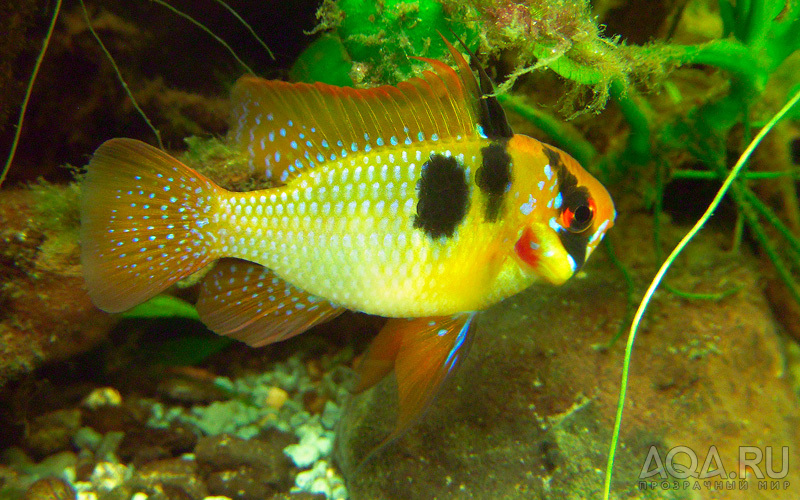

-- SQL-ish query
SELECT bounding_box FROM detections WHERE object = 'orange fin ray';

[196,258,344,347]
[355,313,478,454]
[80,138,220,313]
[228,45,481,184]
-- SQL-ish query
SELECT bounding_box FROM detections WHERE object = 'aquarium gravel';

[146,354,353,500]
[0,354,354,500]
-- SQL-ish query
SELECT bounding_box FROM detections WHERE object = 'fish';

[80,34,615,450]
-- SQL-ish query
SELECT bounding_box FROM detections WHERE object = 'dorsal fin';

[442,31,513,140]
[229,47,481,184]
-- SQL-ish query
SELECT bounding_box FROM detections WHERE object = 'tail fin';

[81,138,221,313]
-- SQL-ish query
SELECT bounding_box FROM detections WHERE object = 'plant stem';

[602,88,800,500]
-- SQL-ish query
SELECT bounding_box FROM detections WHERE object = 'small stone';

[89,462,130,493]
[206,468,276,500]
[283,443,319,469]
[264,387,289,410]
[320,401,340,430]
[117,425,197,467]
[156,378,228,405]
[72,427,103,452]
[309,477,331,498]
[302,391,327,415]
[24,476,76,500]
[95,431,125,463]
[194,434,292,486]
[81,387,122,410]
[132,458,208,500]
[81,405,138,434]
[23,409,82,458]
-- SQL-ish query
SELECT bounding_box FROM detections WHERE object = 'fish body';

[81,35,614,452]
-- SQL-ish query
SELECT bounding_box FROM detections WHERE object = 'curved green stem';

[1,0,63,189]
[650,40,766,92]
[610,80,651,164]
[602,88,800,500]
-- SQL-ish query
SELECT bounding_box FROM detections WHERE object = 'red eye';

[561,198,595,233]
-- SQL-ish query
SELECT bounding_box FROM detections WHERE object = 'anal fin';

[355,313,478,456]
[196,258,344,347]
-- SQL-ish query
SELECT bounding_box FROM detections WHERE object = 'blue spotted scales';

[80,35,615,453]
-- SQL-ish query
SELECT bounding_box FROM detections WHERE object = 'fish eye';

[562,198,595,233]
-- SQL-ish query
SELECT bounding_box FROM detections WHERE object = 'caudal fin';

[81,138,221,313]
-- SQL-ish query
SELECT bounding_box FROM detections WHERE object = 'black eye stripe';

[543,145,593,224]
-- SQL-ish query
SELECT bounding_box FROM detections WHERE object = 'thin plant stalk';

[80,0,164,149]
[0,0,63,189]
[602,88,800,500]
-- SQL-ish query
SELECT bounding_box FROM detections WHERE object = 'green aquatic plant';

[314,0,477,85]
[604,88,800,500]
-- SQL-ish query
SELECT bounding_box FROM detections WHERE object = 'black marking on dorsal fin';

[414,154,470,239]
[477,141,512,222]
[448,30,513,140]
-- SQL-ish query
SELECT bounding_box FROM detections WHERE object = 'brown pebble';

[271,493,326,500]
[306,359,323,381]
[81,405,138,433]
[117,425,197,467]
[156,377,228,405]
[24,477,76,500]
[303,390,328,415]
[206,467,276,500]
[132,458,208,500]
[23,409,81,459]
[194,434,292,486]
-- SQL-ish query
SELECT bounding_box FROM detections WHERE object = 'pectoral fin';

[355,313,478,453]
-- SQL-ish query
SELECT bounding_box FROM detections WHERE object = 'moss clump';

[450,0,669,116]
[180,136,268,192]
[315,0,476,86]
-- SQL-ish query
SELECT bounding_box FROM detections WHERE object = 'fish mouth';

[514,224,574,285]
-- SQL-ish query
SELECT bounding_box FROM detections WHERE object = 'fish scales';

[81,34,616,453]
[215,137,504,317]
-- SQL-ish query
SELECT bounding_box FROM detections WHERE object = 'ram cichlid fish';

[80,36,615,446]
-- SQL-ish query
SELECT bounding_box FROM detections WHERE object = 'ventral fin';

[228,44,481,184]
[355,313,477,452]
[196,258,344,347]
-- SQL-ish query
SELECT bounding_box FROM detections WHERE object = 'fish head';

[506,134,615,285]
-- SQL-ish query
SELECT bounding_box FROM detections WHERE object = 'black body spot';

[414,154,470,239]
[476,142,512,222]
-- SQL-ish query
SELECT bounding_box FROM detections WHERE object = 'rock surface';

[336,214,800,499]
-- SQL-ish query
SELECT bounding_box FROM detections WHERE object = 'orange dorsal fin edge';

[228,37,486,184]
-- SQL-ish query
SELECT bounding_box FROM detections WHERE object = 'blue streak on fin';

[353,312,478,466]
